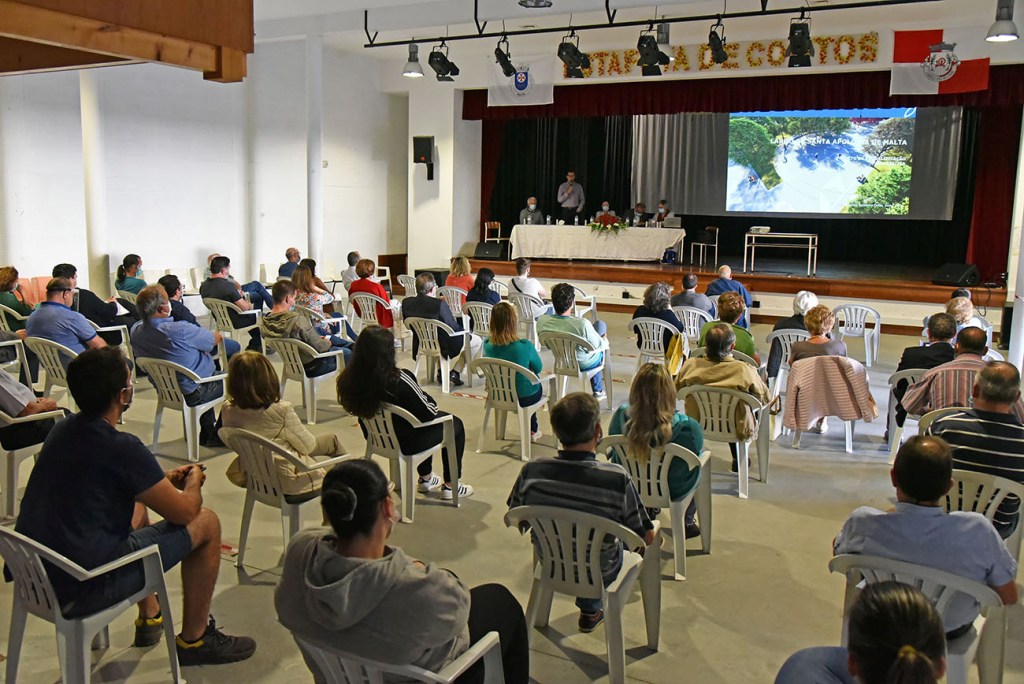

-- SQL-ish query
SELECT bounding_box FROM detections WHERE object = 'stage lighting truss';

[428,40,460,81]
[495,35,516,78]
[708,17,728,65]
[557,30,590,78]
[637,25,670,76]
[785,9,815,68]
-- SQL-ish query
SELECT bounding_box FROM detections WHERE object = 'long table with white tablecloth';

[509,224,685,262]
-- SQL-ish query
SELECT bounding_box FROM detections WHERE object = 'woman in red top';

[444,256,474,306]
[347,258,394,328]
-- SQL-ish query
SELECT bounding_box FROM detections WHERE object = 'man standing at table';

[519,196,544,225]
[557,170,585,224]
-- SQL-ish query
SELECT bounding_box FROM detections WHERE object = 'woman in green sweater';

[0,266,34,329]
[483,301,545,440]
[114,254,146,294]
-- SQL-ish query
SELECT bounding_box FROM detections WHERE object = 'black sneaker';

[449,370,464,387]
[578,610,604,633]
[176,616,256,666]
[133,612,164,647]
[200,427,224,448]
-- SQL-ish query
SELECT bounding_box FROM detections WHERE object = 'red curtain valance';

[462,65,1024,120]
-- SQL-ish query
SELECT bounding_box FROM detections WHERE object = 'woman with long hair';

[291,263,349,338]
[466,267,500,305]
[275,459,529,683]
[114,254,146,294]
[775,581,946,684]
[445,255,474,305]
[222,351,346,496]
[484,302,544,439]
[297,258,336,314]
[337,326,472,499]
[608,363,704,536]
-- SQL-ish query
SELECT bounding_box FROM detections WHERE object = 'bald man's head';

[718,265,732,279]
[955,326,988,356]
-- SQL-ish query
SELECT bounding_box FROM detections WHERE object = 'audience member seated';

[926,361,1024,539]
[279,247,301,278]
[519,196,543,225]
[26,278,107,362]
[537,283,609,401]
[262,280,352,370]
[203,253,273,311]
[903,326,1024,421]
[14,347,256,666]
[276,459,526,682]
[445,256,475,303]
[0,266,34,328]
[697,292,758,362]
[833,435,1017,635]
[340,250,360,292]
[766,290,818,380]
[347,258,396,330]
[789,305,847,433]
[114,254,146,295]
[200,255,263,353]
[337,326,473,499]
[484,302,544,440]
[292,264,338,320]
[705,264,753,310]
[609,363,704,537]
[401,273,481,388]
[775,582,946,684]
[0,366,62,451]
[631,281,684,351]
[466,267,500,306]
[669,273,715,316]
[891,312,956,432]
[131,285,225,448]
[53,263,140,344]
[222,351,346,496]
[677,323,770,472]
[507,392,655,632]
[510,257,548,301]
[159,274,241,361]
[297,258,335,310]
[946,295,986,334]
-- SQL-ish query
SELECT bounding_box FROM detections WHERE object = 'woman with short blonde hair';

[946,296,985,331]
[803,304,836,337]
[445,255,474,304]
[484,301,545,439]
[788,304,847,433]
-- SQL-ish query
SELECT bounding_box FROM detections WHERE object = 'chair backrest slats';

[464,302,494,339]
[437,287,467,317]
[671,307,713,340]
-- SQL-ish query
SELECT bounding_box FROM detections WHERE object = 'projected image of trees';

[728,118,782,189]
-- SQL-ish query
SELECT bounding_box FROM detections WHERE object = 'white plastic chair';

[188,267,204,292]
[834,304,881,367]
[437,286,468,324]
[203,297,261,353]
[504,505,661,684]
[294,303,348,338]
[470,357,555,461]
[677,385,769,499]
[219,427,352,569]
[464,302,494,341]
[361,403,460,522]
[263,337,345,425]
[397,273,417,298]
[671,306,713,343]
[538,330,613,410]
[23,337,77,410]
[0,303,30,334]
[944,469,1024,563]
[488,280,509,299]
[509,292,544,348]
[886,368,928,464]
[115,290,138,305]
[984,348,1004,362]
[135,357,226,462]
[600,435,712,581]
[405,317,473,394]
[0,337,31,390]
[291,630,505,684]
[917,406,972,434]
[572,285,597,323]
[765,329,810,401]
[86,321,136,382]
[376,265,393,293]
[0,526,181,684]
[0,406,63,518]
[706,294,748,327]
[629,317,687,372]
[687,346,761,370]
[829,554,1006,684]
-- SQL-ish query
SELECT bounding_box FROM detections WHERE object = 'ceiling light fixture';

[402,43,424,78]
[557,30,590,78]
[518,0,553,7]
[495,35,516,77]
[428,41,459,81]
[987,0,1019,42]
[785,9,815,67]
[637,26,671,76]
[656,21,675,63]
[708,17,728,64]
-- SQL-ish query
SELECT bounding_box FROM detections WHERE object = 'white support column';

[306,35,324,261]
[1006,110,1024,369]
[79,71,110,296]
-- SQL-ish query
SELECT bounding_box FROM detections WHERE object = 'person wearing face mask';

[656,199,673,222]
[519,196,543,225]
[595,201,616,218]
[276,458,530,684]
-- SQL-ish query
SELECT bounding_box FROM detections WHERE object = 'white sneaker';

[594,391,607,402]
[417,473,442,492]
[531,429,543,442]
[441,483,474,500]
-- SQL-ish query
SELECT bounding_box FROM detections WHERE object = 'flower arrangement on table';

[588,213,629,234]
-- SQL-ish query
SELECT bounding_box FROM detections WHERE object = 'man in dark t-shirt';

[15,347,255,666]
[199,255,262,352]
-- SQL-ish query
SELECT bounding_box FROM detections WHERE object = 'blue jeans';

[575,550,622,614]
[519,386,543,433]
[303,339,353,375]
[579,319,607,394]
[242,281,273,310]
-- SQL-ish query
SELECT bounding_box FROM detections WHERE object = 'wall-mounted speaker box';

[931,263,980,287]
[413,136,433,164]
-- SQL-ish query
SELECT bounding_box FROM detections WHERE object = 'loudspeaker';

[414,267,448,287]
[1001,306,1012,350]
[931,263,980,287]
[413,136,433,164]
[474,242,508,260]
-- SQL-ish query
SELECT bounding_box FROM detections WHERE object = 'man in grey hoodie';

[261,280,352,373]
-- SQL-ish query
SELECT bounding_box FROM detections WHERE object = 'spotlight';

[656,21,674,63]
[785,9,815,68]
[428,41,459,81]
[557,31,590,78]
[495,36,516,78]
[637,27,670,76]
[987,0,1019,42]
[519,0,552,6]
[708,18,728,65]
[402,43,424,78]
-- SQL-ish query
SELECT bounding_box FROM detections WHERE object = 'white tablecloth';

[509,224,685,262]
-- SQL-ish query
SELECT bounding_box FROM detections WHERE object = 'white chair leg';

[668,499,687,580]
[6,598,27,684]
[476,405,491,454]
[400,457,415,523]
[792,430,802,449]
[604,590,628,684]
[523,579,546,647]
[305,380,317,425]
[236,490,256,568]
[440,357,451,394]
[603,366,613,409]
[845,421,854,453]
[696,469,712,554]
[282,503,301,549]
[496,410,508,441]
[640,534,662,650]
[889,425,904,464]
[151,405,164,453]
[737,442,750,499]
[3,451,16,518]
[518,409,531,462]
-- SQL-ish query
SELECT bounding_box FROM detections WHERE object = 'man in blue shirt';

[131,285,225,448]
[278,247,301,278]
[158,274,241,360]
[705,265,753,308]
[26,278,107,360]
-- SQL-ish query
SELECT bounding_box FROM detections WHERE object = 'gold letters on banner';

[566,32,878,79]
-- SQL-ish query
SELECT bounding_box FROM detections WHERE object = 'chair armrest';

[69,543,162,581]
[435,632,502,681]
[315,348,347,360]
[412,413,455,429]
[0,338,22,348]
[195,373,228,386]
[303,453,356,472]
[0,409,65,425]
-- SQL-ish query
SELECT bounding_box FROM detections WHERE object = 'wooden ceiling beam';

[0,36,130,75]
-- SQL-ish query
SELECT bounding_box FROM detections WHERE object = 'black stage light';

[519,0,552,7]
[708,18,728,65]
[428,41,460,81]
[557,31,590,78]
[495,36,516,78]
[637,28,670,76]
[785,10,815,68]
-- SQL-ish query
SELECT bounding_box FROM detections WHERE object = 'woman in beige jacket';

[223,351,345,496]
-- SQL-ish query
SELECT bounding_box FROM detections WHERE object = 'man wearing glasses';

[25,278,107,362]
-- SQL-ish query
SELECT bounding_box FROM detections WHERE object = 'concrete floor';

[2,312,1022,683]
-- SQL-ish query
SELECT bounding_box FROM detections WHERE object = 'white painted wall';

[452,108,482,256]
[407,81,456,272]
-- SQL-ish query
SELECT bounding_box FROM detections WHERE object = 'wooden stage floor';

[468,256,1006,307]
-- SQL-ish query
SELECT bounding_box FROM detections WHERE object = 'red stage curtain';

[463,65,1024,120]
[967,106,1023,280]
[478,119,506,238]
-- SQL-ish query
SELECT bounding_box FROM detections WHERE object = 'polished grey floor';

[1,313,1021,683]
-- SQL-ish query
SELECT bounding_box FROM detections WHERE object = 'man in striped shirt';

[926,361,1024,538]
[507,392,655,633]
[902,327,1024,421]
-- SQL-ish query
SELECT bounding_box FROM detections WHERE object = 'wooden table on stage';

[743,231,819,276]
[509,224,685,262]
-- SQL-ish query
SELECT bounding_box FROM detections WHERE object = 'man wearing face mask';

[519,196,543,225]
[656,199,673,222]
[595,201,616,218]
